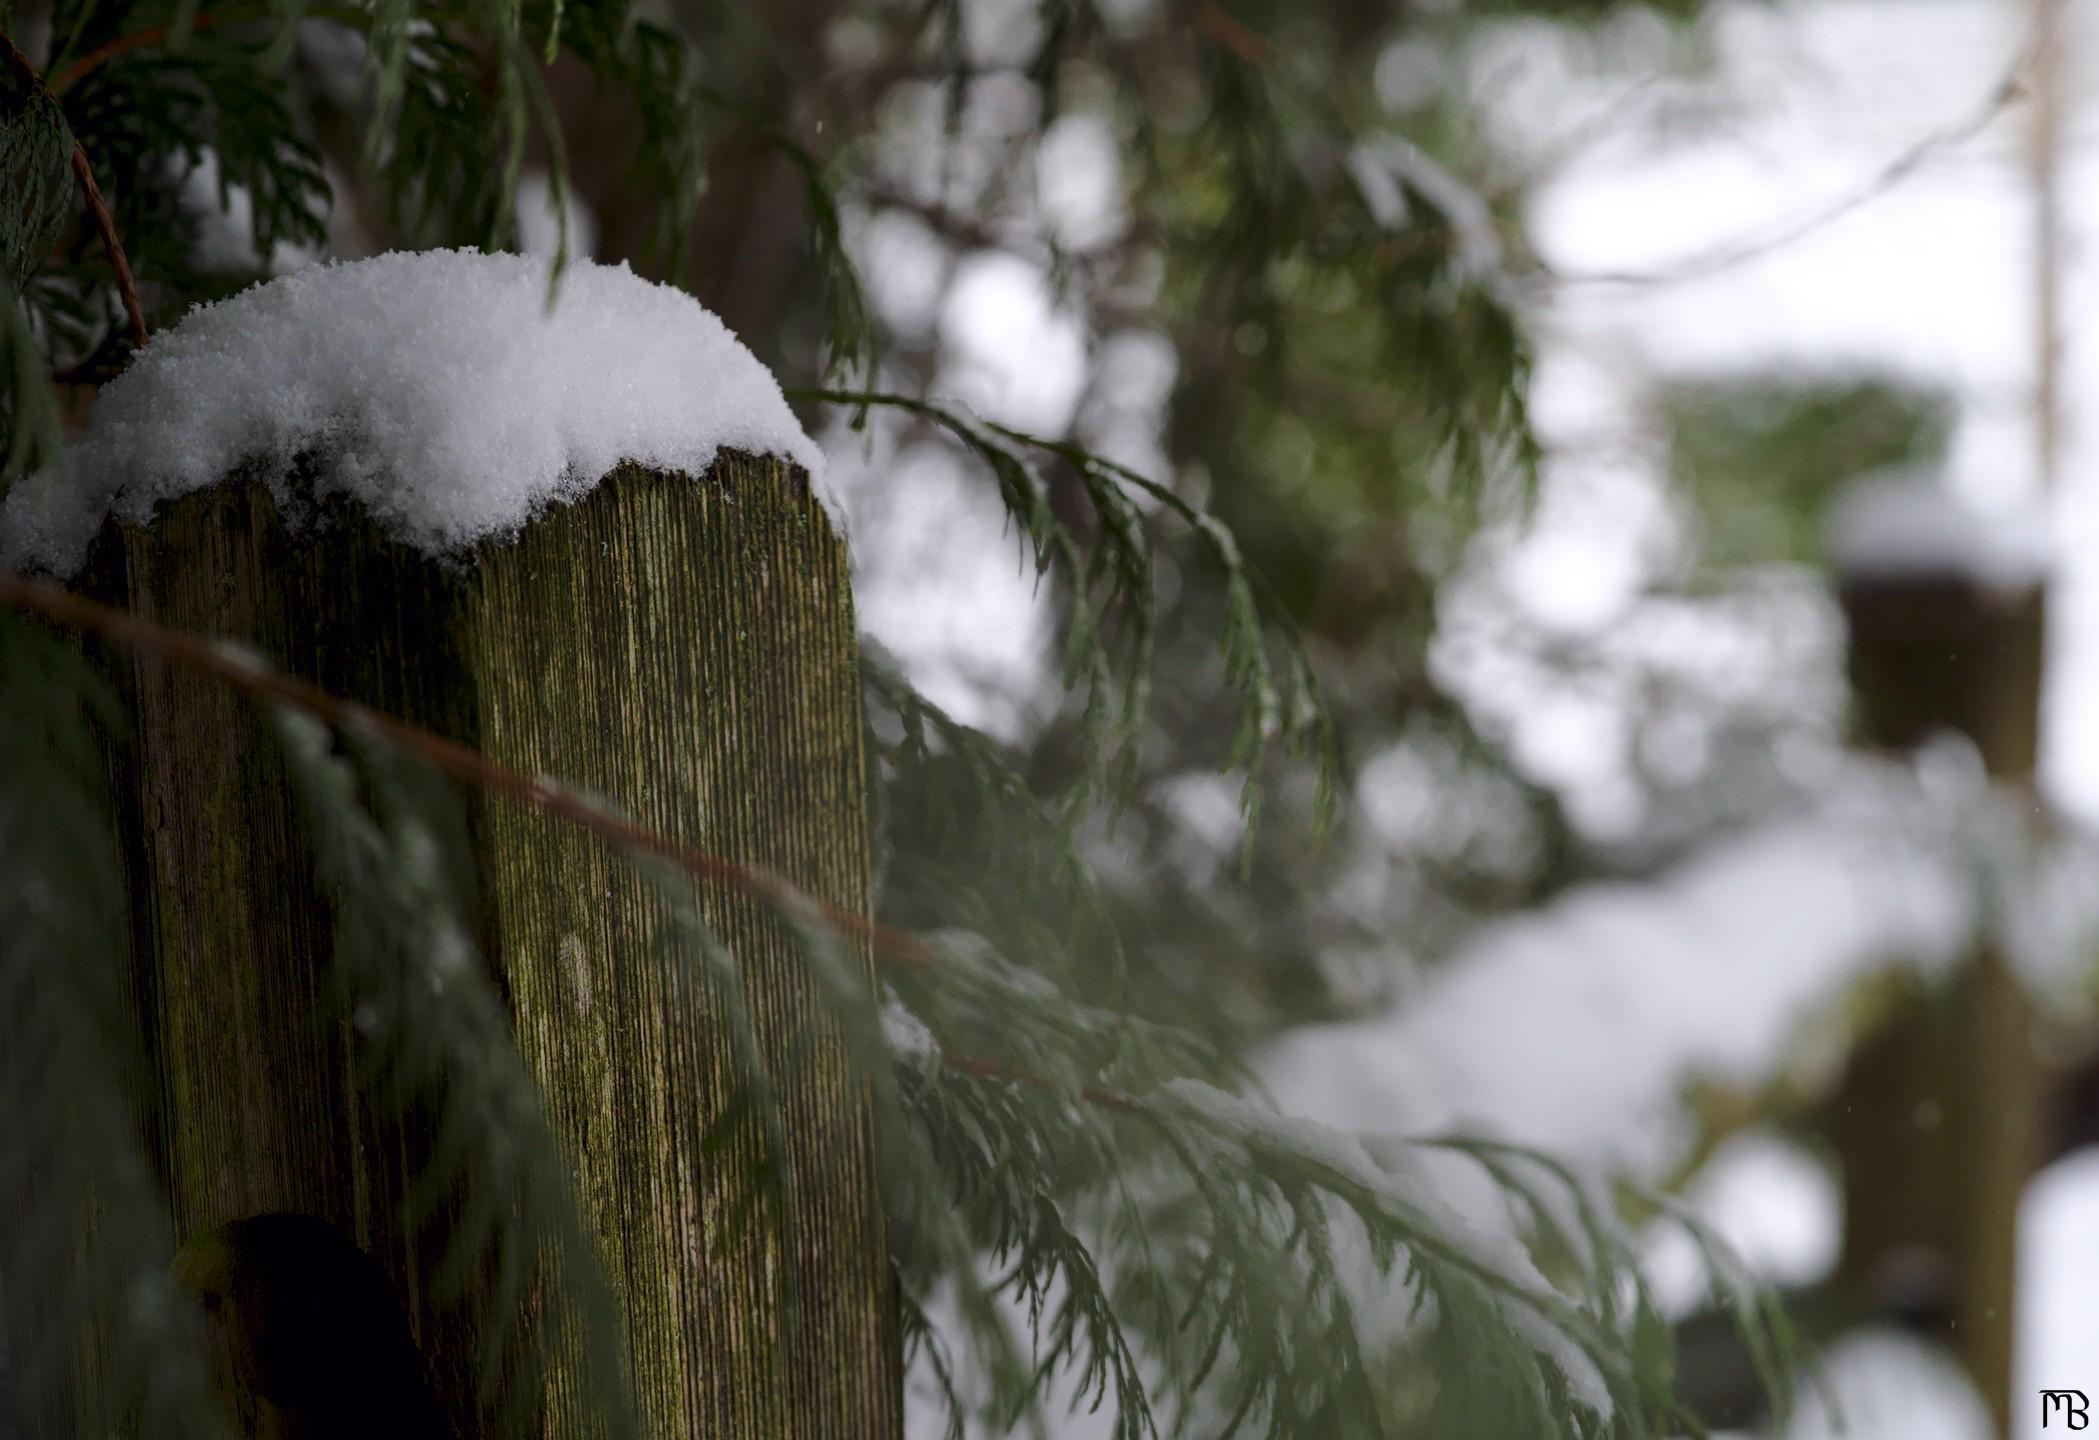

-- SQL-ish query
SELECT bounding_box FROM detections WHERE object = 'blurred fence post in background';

[1832,556,2044,1434]
[59,459,901,1437]
[1824,5,2069,1427]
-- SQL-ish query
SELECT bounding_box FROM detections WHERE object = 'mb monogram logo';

[2045,1390,2091,1428]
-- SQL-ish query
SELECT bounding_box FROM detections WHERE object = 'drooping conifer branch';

[0,27,147,351]
[0,568,1149,1116]
[0,569,928,962]
[792,386,1337,833]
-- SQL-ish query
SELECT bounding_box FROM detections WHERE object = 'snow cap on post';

[0,249,833,576]
[57,253,896,1431]
[1825,469,2050,592]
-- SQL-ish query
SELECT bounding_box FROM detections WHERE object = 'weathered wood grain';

[81,456,899,1437]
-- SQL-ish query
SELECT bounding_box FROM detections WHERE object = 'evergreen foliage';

[0,588,1806,1437]
[0,3,1807,1437]
[0,614,225,1440]
[1663,374,1953,569]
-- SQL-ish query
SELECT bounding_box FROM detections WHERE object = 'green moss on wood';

[84,457,900,1438]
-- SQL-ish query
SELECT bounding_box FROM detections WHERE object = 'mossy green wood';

[86,457,901,1437]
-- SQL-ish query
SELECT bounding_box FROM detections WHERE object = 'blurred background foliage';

[1665,375,1951,570]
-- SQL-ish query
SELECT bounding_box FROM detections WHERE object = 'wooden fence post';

[1825,560,2044,1436]
[77,456,900,1437]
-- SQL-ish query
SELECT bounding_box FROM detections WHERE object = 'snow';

[1826,469,2051,588]
[1641,1130,1841,1317]
[904,1276,1129,1440]
[1357,135,1505,280]
[881,997,940,1070]
[1781,1329,1990,1440]
[0,250,828,576]
[901,1074,1633,1438]
[1257,782,1975,1176]
[1703,1143,2099,1438]
[2015,1148,2099,1438]
[1154,1077,1616,1420]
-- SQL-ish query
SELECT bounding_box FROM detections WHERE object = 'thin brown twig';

[0,570,925,962]
[1195,3,1270,66]
[0,570,1164,1114]
[69,144,148,350]
[51,2,394,95]
[939,1048,1140,1113]
[1548,68,2026,291]
[49,12,237,94]
[0,25,47,97]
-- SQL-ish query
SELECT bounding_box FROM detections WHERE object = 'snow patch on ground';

[1256,789,1974,1176]
[1642,1130,1841,1317]
[2015,1148,2099,1438]
[1782,1329,1990,1440]
[0,250,827,574]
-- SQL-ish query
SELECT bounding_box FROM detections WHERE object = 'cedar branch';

[0,26,148,351]
[0,569,1148,1114]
